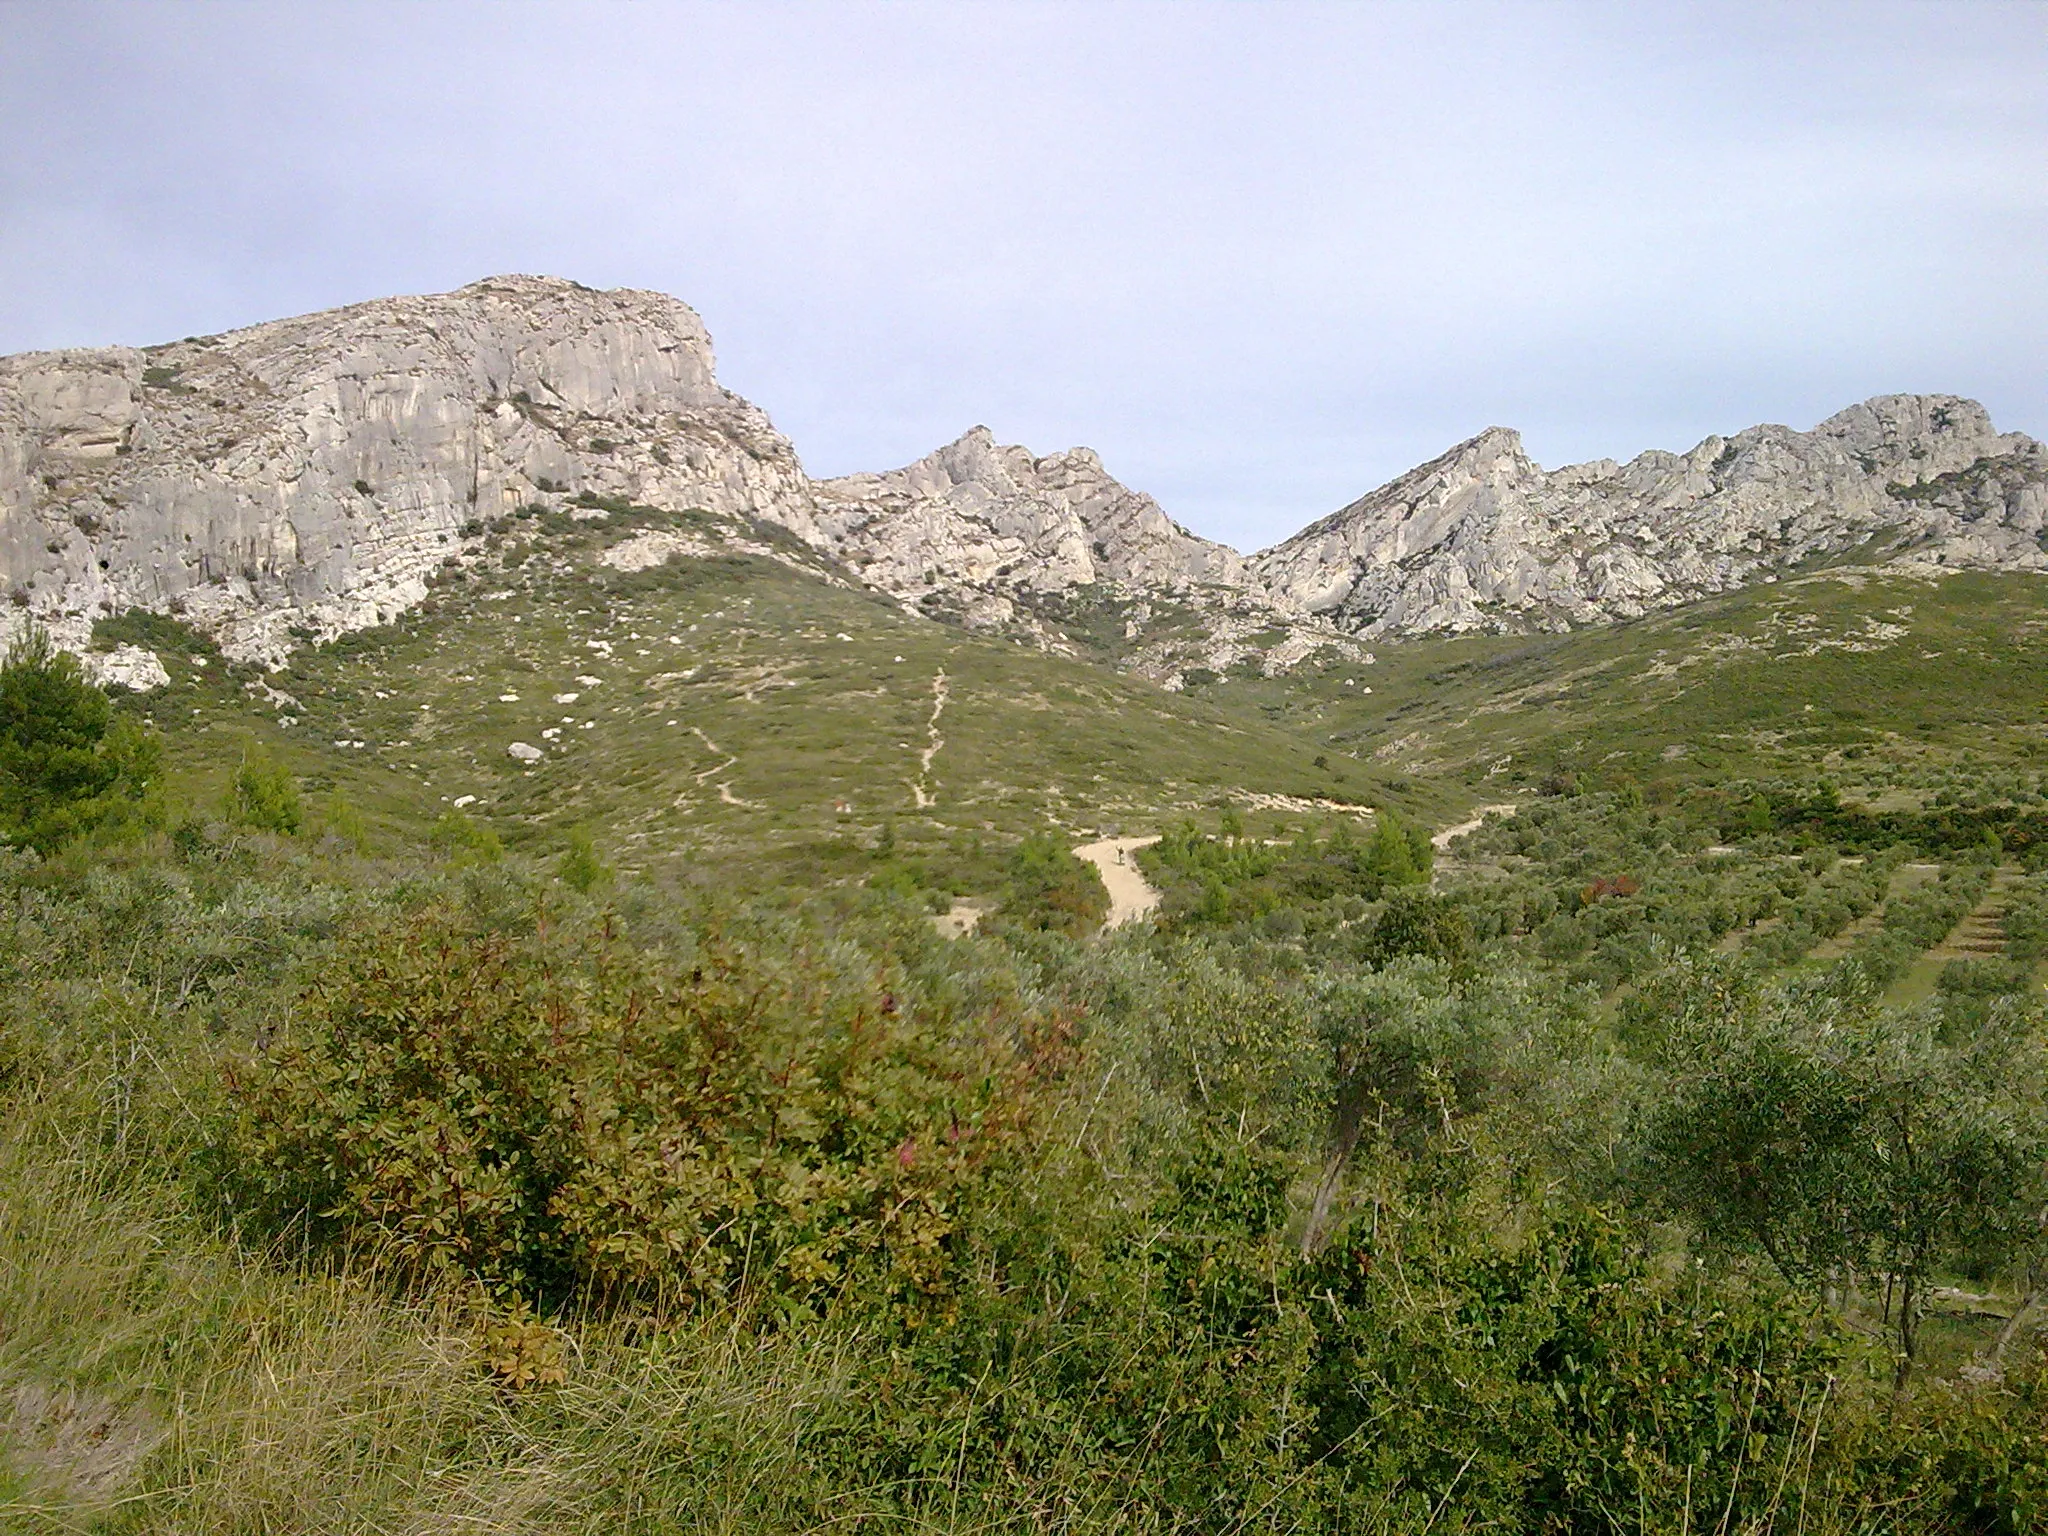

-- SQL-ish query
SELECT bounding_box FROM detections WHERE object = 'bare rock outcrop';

[812,426,1245,603]
[0,275,818,662]
[5,271,2044,680]
[1254,395,2048,637]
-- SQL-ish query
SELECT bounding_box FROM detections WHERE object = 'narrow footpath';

[1432,803,1518,850]
[1072,836,1163,929]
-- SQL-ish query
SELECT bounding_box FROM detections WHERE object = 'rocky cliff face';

[4,275,2044,680]
[1255,395,2048,637]
[813,426,1243,598]
[0,276,816,661]
[0,276,1254,671]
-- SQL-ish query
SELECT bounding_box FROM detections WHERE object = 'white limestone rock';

[0,276,822,664]
[812,426,1247,600]
[1253,395,2048,637]
[7,268,2044,678]
[84,643,169,691]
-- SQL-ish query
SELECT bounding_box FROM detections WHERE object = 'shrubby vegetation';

[7,639,2048,1528]
[5,802,2048,1528]
[224,743,303,835]
[1138,808,1432,925]
[219,900,1062,1321]
[0,625,159,852]
[992,831,1110,936]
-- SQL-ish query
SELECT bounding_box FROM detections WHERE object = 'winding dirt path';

[1073,836,1163,929]
[910,671,947,809]
[689,726,737,783]
[689,725,753,808]
[1432,803,1518,850]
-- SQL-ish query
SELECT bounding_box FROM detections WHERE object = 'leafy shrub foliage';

[221,905,1064,1317]
[426,807,502,863]
[90,605,220,662]
[1633,952,2047,1379]
[1303,1208,1845,1527]
[993,831,1108,936]
[555,828,608,892]
[1141,809,1432,926]
[225,743,303,834]
[0,624,159,851]
[14,697,2048,1526]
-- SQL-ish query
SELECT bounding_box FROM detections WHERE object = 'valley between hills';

[7,278,2048,1530]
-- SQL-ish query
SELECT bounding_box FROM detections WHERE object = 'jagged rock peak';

[812,425,1246,603]
[1255,394,2047,639]
[7,272,2045,675]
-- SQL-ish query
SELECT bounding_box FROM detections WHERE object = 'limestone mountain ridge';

[3,274,2043,683]
[1256,397,2048,637]
[0,275,818,670]
[812,425,1245,617]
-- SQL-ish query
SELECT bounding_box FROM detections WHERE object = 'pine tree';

[0,625,157,852]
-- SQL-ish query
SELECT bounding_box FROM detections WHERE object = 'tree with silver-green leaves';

[1637,960,2047,1385]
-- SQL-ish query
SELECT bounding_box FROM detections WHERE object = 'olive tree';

[1640,973,2045,1383]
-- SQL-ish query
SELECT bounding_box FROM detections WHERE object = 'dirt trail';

[690,725,753,807]
[1432,803,1518,850]
[910,671,947,810]
[931,900,986,940]
[1073,836,1163,929]
[689,726,737,783]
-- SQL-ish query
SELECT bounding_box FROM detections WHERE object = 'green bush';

[555,828,607,891]
[1358,889,1472,968]
[1638,965,2045,1377]
[1141,811,1432,927]
[90,605,221,663]
[426,808,501,864]
[225,744,303,834]
[1828,864,1992,989]
[995,832,1107,937]
[218,906,1063,1316]
[1303,1207,1844,1528]
[9,822,2048,1527]
[2003,875,2048,962]
[0,624,160,852]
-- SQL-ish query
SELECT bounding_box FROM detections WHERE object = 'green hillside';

[109,502,1453,896]
[11,553,2048,1530]
[1204,568,2048,805]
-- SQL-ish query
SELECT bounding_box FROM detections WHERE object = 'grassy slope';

[1190,568,2048,805]
[129,547,2048,883]
[124,511,1445,896]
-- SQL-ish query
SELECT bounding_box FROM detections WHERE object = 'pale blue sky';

[3,1,2043,549]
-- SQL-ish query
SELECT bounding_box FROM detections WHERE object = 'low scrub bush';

[1142,811,1431,927]
[225,744,303,835]
[993,832,1108,937]
[217,905,1068,1319]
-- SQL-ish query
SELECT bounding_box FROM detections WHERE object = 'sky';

[3,1,2044,551]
